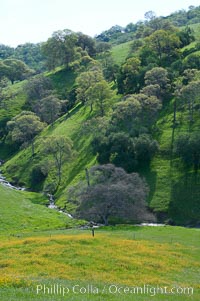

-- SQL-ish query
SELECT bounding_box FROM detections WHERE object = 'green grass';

[111,41,132,64]
[0,226,199,300]
[47,67,77,98]
[180,23,200,52]
[0,184,78,234]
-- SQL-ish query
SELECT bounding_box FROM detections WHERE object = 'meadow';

[0,225,199,301]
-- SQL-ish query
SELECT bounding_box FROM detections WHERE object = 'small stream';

[0,160,73,218]
[0,161,25,191]
[0,174,26,191]
[0,163,163,225]
[0,162,172,226]
[47,194,73,219]
[0,163,164,225]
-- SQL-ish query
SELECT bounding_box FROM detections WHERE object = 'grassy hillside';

[0,81,27,159]
[47,67,77,98]
[186,23,200,41]
[144,91,200,224]
[2,65,200,224]
[0,184,78,234]
[111,41,132,64]
[1,23,200,224]
[110,23,200,66]
[0,226,199,300]
[2,102,97,209]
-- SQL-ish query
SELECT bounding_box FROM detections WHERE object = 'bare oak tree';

[70,164,155,225]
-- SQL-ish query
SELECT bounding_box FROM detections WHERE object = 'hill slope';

[2,102,97,209]
[1,22,200,225]
[0,184,77,234]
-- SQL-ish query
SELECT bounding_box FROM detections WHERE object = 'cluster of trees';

[95,6,200,44]
[0,6,199,74]
[13,43,46,71]
[24,75,64,125]
[75,64,114,116]
[7,110,73,189]
[0,43,46,72]
[7,111,45,156]
[117,27,195,96]
[87,66,164,173]
[6,73,73,190]
[76,16,200,224]
[41,30,96,70]
[167,5,200,26]
[92,132,158,173]
[0,58,33,84]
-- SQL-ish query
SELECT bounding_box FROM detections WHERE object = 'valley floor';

[0,226,199,301]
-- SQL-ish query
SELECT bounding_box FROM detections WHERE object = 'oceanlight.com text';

[36,283,194,297]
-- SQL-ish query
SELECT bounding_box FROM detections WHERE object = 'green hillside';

[0,81,27,158]
[0,184,78,234]
[0,10,200,226]
[2,102,97,208]
[148,101,200,224]
[2,67,200,224]
[1,68,199,224]
[111,41,132,64]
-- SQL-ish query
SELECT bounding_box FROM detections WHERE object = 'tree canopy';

[0,59,33,84]
[7,111,45,156]
[71,164,155,225]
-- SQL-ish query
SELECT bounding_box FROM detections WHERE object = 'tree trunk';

[173,100,176,125]
[100,101,104,117]
[85,168,90,186]
[57,159,62,186]
[90,102,93,113]
[51,110,54,126]
[54,152,62,186]
[31,140,35,156]
[188,99,194,124]
[102,215,109,226]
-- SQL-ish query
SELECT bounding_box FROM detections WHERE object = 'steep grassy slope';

[111,23,200,66]
[46,66,77,98]
[0,184,78,234]
[147,96,200,224]
[0,81,27,159]
[2,102,97,209]
[1,22,200,224]
[111,41,132,64]
[185,23,200,41]
[2,66,200,224]
[0,67,77,160]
